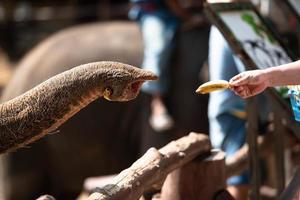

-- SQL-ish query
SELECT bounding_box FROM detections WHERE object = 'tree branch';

[87,132,211,200]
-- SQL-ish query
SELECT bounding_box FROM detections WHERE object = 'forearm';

[264,60,300,87]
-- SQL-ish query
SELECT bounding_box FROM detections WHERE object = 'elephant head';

[0,61,157,154]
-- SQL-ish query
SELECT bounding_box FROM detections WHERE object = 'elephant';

[0,21,210,199]
[0,61,157,154]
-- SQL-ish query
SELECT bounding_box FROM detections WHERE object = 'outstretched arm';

[230,60,300,98]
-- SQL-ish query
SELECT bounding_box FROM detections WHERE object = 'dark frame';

[272,0,300,57]
[274,0,300,22]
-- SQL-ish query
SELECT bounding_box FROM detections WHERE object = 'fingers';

[251,84,266,96]
[231,86,255,98]
[230,70,267,98]
[231,86,246,98]
[229,72,250,86]
[230,73,243,83]
[232,85,266,98]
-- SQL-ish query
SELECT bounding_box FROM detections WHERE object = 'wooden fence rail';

[87,132,214,200]
[38,127,299,200]
[38,133,238,200]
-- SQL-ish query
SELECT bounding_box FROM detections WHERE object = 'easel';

[204,2,300,199]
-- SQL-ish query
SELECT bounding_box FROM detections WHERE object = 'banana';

[196,80,230,94]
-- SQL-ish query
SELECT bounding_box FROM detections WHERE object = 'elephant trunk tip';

[138,70,158,81]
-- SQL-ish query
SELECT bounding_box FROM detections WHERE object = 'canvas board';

[205,2,295,70]
[220,10,293,69]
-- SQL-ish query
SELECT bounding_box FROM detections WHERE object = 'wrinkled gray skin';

[0,61,156,154]
[0,21,210,199]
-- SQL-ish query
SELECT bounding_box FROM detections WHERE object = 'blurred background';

[0,0,130,61]
[0,0,299,200]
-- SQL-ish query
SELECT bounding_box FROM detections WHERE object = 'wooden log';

[87,132,211,200]
[77,175,117,200]
[160,150,226,200]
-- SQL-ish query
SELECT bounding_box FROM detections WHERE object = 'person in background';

[206,0,252,199]
[208,26,249,200]
[230,60,300,98]
[129,0,192,132]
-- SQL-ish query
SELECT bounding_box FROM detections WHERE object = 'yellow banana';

[196,80,230,94]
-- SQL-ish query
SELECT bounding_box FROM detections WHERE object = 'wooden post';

[247,97,261,200]
[272,105,286,196]
[160,150,226,200]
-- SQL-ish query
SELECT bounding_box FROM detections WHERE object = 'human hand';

[229,69,270,98]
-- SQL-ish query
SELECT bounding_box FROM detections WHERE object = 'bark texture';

[160,150,226,200]
[87,132,211,200]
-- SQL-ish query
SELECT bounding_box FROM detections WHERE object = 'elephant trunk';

[0,61,157,154]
